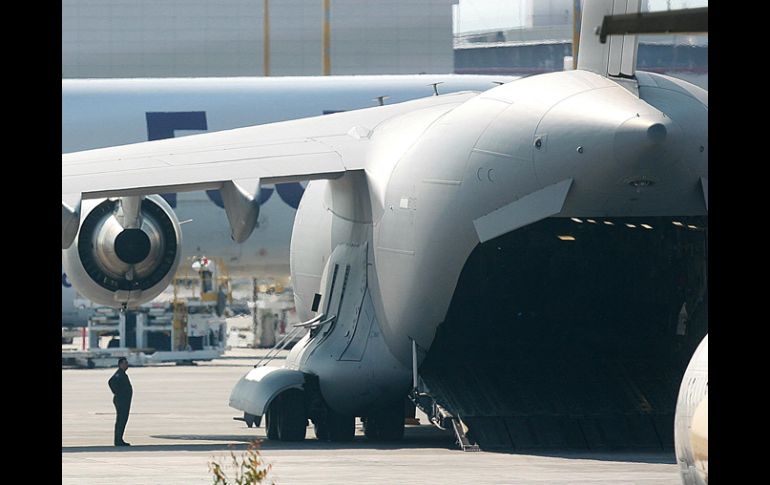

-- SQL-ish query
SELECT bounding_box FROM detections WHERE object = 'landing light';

[603,221,614,226]
[558,235,576,241]
[687,225,698,229]
[571,217,583,223]
[672,221,684,227]
[625,223,637,228]
[641,224,653,229]
[587,219,597,224]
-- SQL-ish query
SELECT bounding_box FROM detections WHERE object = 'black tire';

[362,417,380,440]
[377,408,405,441]
[277,389,307,441]
[313,420,329,441]
[265,401,279,440]
[327,412,355,442]
[364,404,404,441]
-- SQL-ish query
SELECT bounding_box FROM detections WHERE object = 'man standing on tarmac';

[108,357,133,446]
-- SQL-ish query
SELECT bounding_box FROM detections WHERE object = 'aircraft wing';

[62,91,477,200]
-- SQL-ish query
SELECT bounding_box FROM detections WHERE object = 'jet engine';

[62,195,182,308]
[675,334,708,485]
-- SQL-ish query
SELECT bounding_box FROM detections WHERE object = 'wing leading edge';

[62,92,478,200]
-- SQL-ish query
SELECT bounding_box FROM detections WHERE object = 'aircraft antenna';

[428,82,444,96]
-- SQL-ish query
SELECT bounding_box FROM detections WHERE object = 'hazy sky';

[454,0,708,33]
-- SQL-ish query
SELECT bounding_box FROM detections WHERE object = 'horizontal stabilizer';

[598,7,708,42]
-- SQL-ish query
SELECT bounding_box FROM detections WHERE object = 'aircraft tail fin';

[577,0,641,78]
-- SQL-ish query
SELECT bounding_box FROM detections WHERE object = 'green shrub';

[209,440,273,484]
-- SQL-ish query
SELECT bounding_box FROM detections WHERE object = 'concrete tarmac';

[62,350,681,484]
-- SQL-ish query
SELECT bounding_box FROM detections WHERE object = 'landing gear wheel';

[313,420,329,441]
[276,389,307,441]
[362,417,380,440]
[313,411,354,441]
[327,412,355,442]
[265,403,279,440]
[363,404,404,441]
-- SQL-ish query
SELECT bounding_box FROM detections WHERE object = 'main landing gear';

[259,391,405,443]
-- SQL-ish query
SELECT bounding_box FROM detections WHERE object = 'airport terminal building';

[62,0,455,78]
[63,0,706,87]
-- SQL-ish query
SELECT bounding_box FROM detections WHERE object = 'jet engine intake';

[62,195,182,308]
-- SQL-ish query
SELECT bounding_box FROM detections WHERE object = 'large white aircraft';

[62,1,707,481]
[61,74,517,325]
[676,334,708,485]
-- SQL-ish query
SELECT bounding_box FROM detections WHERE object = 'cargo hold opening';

[420,216,708,451]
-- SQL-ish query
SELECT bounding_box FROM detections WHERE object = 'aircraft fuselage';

[286,70,708,413]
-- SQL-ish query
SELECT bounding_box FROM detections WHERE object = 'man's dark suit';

[108,367,133,445]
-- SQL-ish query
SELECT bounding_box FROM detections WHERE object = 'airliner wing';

[62,92,477,199]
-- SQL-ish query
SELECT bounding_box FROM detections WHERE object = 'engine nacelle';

[675,334,708,485]
[62,195,182,308]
